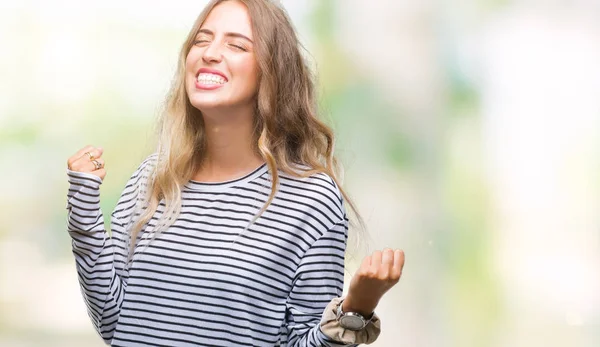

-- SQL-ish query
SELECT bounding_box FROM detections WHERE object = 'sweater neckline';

[184,163,268,192]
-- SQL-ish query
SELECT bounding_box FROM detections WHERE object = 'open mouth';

[195,68,228,86]
[197,73,227,85]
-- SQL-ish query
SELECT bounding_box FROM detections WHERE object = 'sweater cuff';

[319,297,381,345]
[66,169,103,210]
[66,168,103,187]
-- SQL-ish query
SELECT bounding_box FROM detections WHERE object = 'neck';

[194,106,264,182]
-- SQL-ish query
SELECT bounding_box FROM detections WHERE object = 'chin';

[189,99,223,112]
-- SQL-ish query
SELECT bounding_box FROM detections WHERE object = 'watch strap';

[320,297,381,345]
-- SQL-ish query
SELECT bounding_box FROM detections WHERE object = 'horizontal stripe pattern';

[66,154,355,346]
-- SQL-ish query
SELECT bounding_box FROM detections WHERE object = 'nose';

[202,41,222,64]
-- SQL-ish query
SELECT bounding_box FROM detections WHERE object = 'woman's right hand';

[67,145,107,181]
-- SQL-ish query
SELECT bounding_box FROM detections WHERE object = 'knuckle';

[378,271,390,280]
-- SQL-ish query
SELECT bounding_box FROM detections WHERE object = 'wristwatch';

[336,299,373,331]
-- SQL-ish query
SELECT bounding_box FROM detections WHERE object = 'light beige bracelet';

[319,297,381,345]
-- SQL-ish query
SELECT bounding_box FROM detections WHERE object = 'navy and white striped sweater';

[66,154,352,346]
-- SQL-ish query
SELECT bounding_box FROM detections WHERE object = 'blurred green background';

[1,0,599,346]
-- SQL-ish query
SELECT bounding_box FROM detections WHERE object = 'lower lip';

[195,80,226,90]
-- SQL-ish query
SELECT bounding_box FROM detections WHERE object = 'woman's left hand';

[342,248,405,317]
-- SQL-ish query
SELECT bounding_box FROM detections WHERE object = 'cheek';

[185,49,200,77]
[184,54,192,73]
[236,58,259,90]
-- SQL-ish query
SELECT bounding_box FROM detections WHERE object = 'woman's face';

[185,1,259,113]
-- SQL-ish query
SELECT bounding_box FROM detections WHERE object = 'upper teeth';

[197,73,226,84]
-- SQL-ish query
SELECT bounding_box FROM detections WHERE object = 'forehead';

[200,1,253,38]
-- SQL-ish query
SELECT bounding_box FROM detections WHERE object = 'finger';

[71,157,105,173]
[76,145,102,162]
[68,145,95,168]
[95,168,107,181]
[370,250,382,273]
[68,145,103,168]
[391,249,405,280]
[79,147,103,161]
[382,248,394,266]
[89,147,104,159]
[90,158,105,171]
[359,255,371,273]
[71,148,105,172]
[73,145,95,159]
[377,248,393,279]
[381,248,394,266]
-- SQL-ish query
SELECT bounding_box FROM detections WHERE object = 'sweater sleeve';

[65,156,153,344]
[284,217,361,347]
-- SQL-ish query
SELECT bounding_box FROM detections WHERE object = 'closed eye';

[229,44,247,51]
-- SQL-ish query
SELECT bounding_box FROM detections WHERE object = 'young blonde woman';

[65,0,404,345]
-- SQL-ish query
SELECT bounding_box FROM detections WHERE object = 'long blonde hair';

[128,0,364,257]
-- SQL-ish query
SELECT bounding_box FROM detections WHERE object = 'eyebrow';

[197,28,253,43]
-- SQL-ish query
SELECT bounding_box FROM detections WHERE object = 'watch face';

[340,315,365,330]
